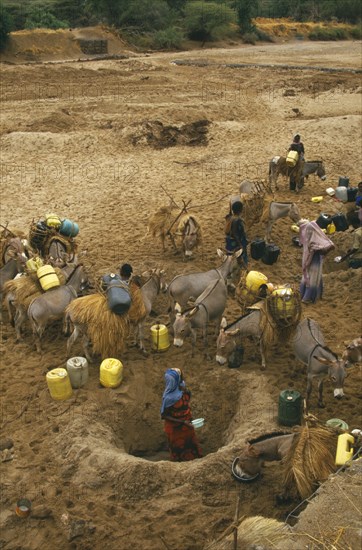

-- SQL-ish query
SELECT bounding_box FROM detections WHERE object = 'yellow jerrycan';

[46,368,73,401]
[37,265,60,291]
[100,358,123,388]
[151,324,170,352]
[335,433,355,466]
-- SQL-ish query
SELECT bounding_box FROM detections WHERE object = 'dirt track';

[0,38,361,549]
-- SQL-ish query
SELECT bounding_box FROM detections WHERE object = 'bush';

[24,7,69,30]
[309,26,349,41]
[254,27,275,42]
[242,31,257,44]
[184,1,236,42]
[153,26,184,49]
[119,0,172,31]
[349,26,362,39]
[0,2,12,51]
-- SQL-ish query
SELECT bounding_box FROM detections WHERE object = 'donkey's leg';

[67,323,80,358]
[317,379,325,408]
[260,339,267,370]
[82,333,94,364]
[265,219,273,243]
[306,376,313,410]
[14,306,27,342]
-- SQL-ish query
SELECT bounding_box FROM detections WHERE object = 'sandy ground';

[0,35,361,549]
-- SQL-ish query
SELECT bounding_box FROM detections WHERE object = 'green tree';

[85,0,127,25]
[232,0,258,33]
[53,0,89,27]
[184,1,236,42]
[119,0,171,30]
[0,2,12,50]
[24,6,69,30]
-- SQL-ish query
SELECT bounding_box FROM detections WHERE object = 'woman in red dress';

[161,368,202,462]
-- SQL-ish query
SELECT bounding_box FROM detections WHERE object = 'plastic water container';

[316,213,332,230]
[45,213,61,229]
[335,186,348,202]
[326,222,336,235]
[278,390,302,426]
[338,176,349,188]
[271,287,294,316]
[37,265,60,291]
[326,418,349,431]
[102,274,131,315]
[100,358,123,388]
[66,357,89,389]
[286,150,299,167]
[262,244,280,265]
[311,196,323,203]
[59,219,79,238]
[250,238,266,261]
[151,324,170,351]
[46,368,73,401]
[335,433,354,466]
[245,271,268,294]
[26,257,43,272]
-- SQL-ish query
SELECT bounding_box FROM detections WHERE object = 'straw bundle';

[282,426,338,499]
[66,284,146,358]
[148,205,175,239]
[66,293,130,357]
[128,282,147,323]
[240,193,265,230]
[3,268,66,309]
[235,276,265,314]
[206,516,289,550]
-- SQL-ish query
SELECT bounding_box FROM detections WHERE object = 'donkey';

[342,337,362,365]
[292,318,348,409]
[265,201,301,242]
[301,160,327,182]
[27,264,88,352]
[0,241,29,316]
[168,248,243,322]
[233,431,297,479]
[133,268,167,352]
[173,278,227,356]
[216,311,266,368]
[268,156,304,191]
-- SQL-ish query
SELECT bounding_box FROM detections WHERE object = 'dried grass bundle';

[66,293,130,357]
[128,282,147,322]
[66,284,146,357]
[148,205,175,239]
[282,426,338,498]
[44,234,77,256]
[3,268,66,309]
[206,515,289,550]
[240,193,265,229]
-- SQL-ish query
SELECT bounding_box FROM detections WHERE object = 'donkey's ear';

[247,444,260,458]
[216,248,225,258]
[227,328,240,337]
[234,248,243,258]
[220,317,228,329]
[313,356,333,365]
[175,302,182,314]
[186,307,198,319]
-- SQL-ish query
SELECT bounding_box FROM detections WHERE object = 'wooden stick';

[0,223,16,237]
[187,193,229,210]
[233,494,241,550]
[160,185,180,209]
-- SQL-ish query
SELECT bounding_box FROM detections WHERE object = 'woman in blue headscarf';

[161,368,202,462]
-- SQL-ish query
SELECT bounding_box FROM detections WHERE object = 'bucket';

[278,389,302,426]
[326,418,349,431]
[335,433,354,466]
[59,219,79,238]
[45,213,61,229]
[151,324,170,352]
[15,498,32,518]
[286,150,299,167]
[335,186,348,202]
[338,176,349,188]
[37,265,60,291]
[46,368,73,401]
[245,271,268,294]
[100,358,123,388]
[66,357,89,389]
[191,418,205,429]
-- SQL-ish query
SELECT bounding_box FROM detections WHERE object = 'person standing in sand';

[298,220,335,304]
[161,368,202,462]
